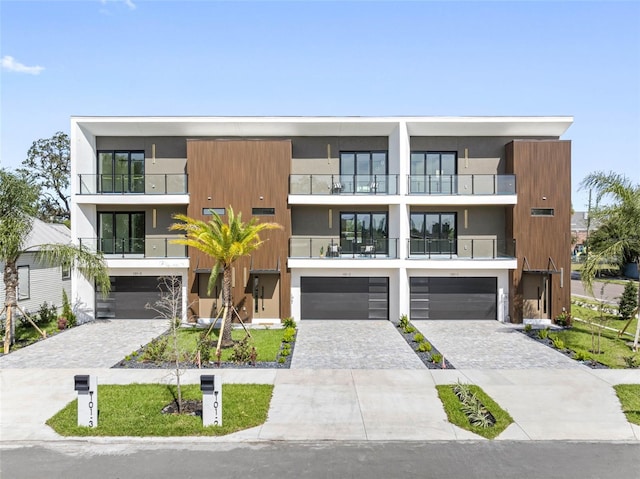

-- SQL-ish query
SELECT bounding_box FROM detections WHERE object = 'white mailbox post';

[74,375,98,427]
[200,375,222,426]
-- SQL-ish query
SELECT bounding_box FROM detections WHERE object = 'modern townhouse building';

[71,116,572,326]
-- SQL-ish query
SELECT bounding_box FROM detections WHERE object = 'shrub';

[37,302,57,325]
[618,281,638,322]
[538,328,549,340]
[417,341,432,352]
[230,336,253,363]
[278,356,286,364]
[403,324,416,334]
[622,355,638,368]
[57,316,68,330]
[197,331,215,363]
[61,290,77,328]
[551,335,565,350]
[142,335,169,362]
[282,327,296,343]
[413,332,425,343]
[282,317,297,329]
[524,323,532,332]
[555,311,572,328]
[432,353,443,364]
[574,350,591,361]
[399,314,409,330]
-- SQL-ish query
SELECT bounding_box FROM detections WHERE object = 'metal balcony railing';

[408,174,516,195]
[78,174,188,195]
[290,174,399,195]
[289,237,399,259]
[79,237,187,258]
[407,238,516,259]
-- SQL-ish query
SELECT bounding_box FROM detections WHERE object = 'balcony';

[290,174,399,195]
[407,238,516,259]
[289,237,399,259]
[79,237,187,258]
[408,174,516,195]
[78,174,188,195]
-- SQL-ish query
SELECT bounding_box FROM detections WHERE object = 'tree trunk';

[3,259,18,354]
[220,266,234,348]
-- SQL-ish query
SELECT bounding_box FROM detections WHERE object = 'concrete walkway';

[413,320,585,369]
[0,320,168,369]
[291,320,425,369]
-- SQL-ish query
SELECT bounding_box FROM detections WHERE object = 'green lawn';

[572,303,638,344]
[9,318,60,351]
[436,384,513,440]
[550,310,637,368]
[614,384,640,426]
[46,383,273,436]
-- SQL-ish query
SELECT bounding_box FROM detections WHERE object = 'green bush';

[574,350,591,361]
[403,324,416,334]
[524,323,532,332]
[432,353,443,364]
[551,335,565,350]
[413,332,425,343]
[618,281,638,322]
[37,302,57,326]
[417,341,432,352]
[197,331,215,363]
[142,335,169,362]
[282,317,297,329]
[229,336,254,363]
[282,327,296,343]
[61,290,77,327]
[555,311,572,328]
[538,328,549,340]
[399,314,409,330]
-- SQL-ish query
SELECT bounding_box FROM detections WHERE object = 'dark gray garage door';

[410,277,497,320]
[97,276,174,319]
[301,277,388,320]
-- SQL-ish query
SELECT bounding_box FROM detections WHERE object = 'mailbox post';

[74,375,98,427]
[200,375,222,426]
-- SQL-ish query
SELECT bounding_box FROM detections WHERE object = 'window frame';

[202,207,226,216]
[410,211,457,254]
[17,265,30,300]
[97,150,145,193]
[531,208,555,217]
[98,211,146,254]
[252,207,275,216]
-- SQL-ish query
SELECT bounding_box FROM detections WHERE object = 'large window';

[340,212,388,254]
[410,212,456,254]
[98,212,145,255]
[98,151,145,193]
[410,151,457,194]
[340,151,387,193]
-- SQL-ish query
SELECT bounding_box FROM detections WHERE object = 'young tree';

[170,207,281,352]
[18,131,70,223]
[0,169,110,353]
[580,171,640,351]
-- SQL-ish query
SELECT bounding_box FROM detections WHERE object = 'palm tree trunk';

[3,259,18,354]
[220,266,234,348]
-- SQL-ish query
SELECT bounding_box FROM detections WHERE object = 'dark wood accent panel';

[186,140,292,322]
[506,140,571,323]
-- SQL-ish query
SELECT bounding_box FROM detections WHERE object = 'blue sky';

[1,0,638,209]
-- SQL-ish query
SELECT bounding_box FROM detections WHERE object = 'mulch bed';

[161,399,203,416]
[520,329,609,369]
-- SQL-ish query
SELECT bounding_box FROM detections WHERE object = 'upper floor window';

[252,207,275,215]
[98,151,145,193]
[410,152,457,176]
[340,151,387,176]
[531,208,554,216]
[202,208,226,216]
[410,212,457,254]
[98,211,145,255]
[340,212,388,254]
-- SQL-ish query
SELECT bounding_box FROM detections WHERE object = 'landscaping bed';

[394,316,454,369]
[113,323,297,369]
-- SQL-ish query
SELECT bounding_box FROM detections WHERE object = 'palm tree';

[170,207,281,351]
[1,170,110,353]
[580,171,640,351]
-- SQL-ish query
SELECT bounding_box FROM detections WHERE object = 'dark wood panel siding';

[186,140,292,322]
[506,140,571,323]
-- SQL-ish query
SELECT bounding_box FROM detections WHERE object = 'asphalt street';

[2,441,639,479]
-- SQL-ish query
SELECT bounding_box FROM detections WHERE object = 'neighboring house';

[0,218,72,316]
[571,211,599,255]
[70,116,573,324]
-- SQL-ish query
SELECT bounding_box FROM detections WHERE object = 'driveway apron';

[0,319,168,369]
[290,320,425,369]
[413,320,586,369]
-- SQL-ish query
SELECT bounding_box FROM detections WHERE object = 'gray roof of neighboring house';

[571,211,600,231]
[23,218,71,251]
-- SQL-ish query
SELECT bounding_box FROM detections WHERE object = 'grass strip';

[46,383,273,436]
[614,384,640,426]
[436,384,513,440]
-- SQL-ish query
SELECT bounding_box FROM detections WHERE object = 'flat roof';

[71,116,573,138]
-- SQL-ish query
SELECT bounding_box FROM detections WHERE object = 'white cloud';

[1,56,45,75]
[100,0,136,10]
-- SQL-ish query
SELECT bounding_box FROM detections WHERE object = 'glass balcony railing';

[290,174,399,195]
[78,174,188,194]
[289,237,398,259]
[79,237,187,258]
[408,174,516,195]
[407,238,516,259]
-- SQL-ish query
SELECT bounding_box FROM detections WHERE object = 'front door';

[522,274,551,320]
[250,274,280,320]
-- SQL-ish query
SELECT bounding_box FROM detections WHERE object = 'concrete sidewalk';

[1,367,639,443]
